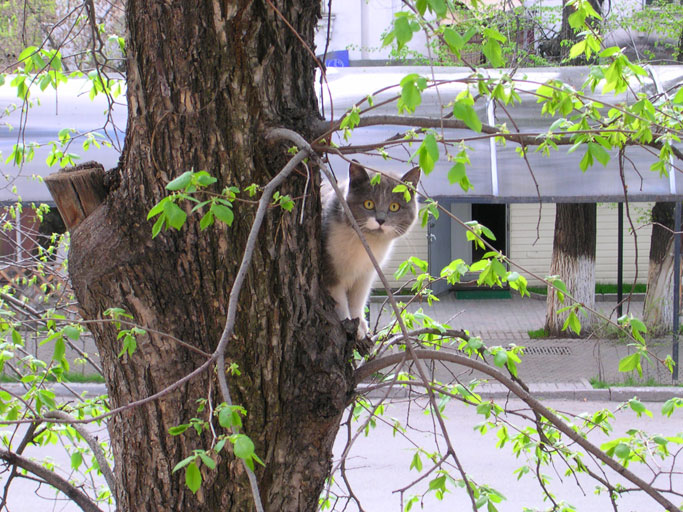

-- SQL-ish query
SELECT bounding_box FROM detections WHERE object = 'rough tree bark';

[545,203,597,337]
[643,202,680,335]
[555,0,603,62]
[67,2,353,511]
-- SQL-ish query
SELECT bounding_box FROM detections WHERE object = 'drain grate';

[524,346,572,356]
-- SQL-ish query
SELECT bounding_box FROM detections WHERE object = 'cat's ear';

[349,160,370,185]
[401,166,421,189]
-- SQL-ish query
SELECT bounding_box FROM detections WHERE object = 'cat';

[322,161,421,339]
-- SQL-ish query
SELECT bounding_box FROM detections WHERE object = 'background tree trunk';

[545,203,597,337]
[643,202,680,335]
[559,0,603,62]
[67,2,353,511]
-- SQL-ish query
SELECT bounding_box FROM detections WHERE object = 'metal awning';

[321,65,683,203]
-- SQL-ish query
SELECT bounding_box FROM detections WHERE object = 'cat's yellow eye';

[389,202,400,212]
[363,200,375,210]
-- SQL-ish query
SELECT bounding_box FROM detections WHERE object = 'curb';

[3,382,107,399]
[361,380,683,402]
[5,381,682,403]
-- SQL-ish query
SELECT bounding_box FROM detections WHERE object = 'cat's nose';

[376,218,385,226]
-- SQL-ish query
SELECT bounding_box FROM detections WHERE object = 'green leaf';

[199,211,214,230]
[482,37,505,68]
[410,452,423,472]
[70,451,83,471]
[398,74,427,114]
[618,353,641,375]
[447,163,473,192]
[418,133,439,174]
[426,0,447,17]
[442,27,464,54]
[589,142,610,166]
[661,398,682,417]
[452,99,482,133]
[169,424,190,435]
[195,172,217,187]
[185,462,202,494]
[628,399,652,418]
[147,199,166,220]
[428,475,446,491]
[218,405,243,430]
[63,325,80,341]
[599,46,621,58]
[493,350,508,367]
[394,16,414,50]
[566,310,581,335]
[673,87,683,105]
[614,443,630,459]
[198,452,216,470]
[569,40,587,60]
[233,435,255,461]
[53,337,66,362]
[163,201,187,230]
[211,204,234,226]
[166,171,193,191]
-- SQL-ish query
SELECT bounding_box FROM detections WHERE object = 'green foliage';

[0,201,113,508]
[170,401,263,494]
[2,2,682,510]
[0,1,56,69]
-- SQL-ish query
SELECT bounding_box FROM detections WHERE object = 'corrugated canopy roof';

[321,66,683,203]
[1,66,682,204]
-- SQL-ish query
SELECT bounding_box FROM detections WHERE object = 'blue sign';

[325,50,349,68]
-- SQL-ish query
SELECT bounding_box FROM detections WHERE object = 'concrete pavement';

[14,293,683,402]
[368,292,682,401]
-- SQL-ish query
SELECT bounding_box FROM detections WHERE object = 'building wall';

[509,202,653,286]
[315,0,429,62]
[378,202,654,291]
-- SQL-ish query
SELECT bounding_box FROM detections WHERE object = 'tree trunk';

[545,203,596,337]
[67,2,353,511]
[643,202,680,335]
[559,0,603,62]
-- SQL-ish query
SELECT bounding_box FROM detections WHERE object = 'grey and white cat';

[322,161,421,338]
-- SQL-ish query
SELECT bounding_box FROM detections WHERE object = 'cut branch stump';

[45,161,107,231]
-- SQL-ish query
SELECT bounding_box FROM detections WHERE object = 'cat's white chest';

[326,224,393,288]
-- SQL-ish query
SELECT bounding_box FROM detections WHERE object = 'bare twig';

[355,348,679,511]
[43,410,116,496]
[0,448,103,512]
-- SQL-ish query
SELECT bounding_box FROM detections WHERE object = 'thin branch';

[0,448,103,512]
[43,410,116,496]
[355,348,679,512]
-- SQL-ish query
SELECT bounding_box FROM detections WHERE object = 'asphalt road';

[331,398,683,512]
[3,398,682,512]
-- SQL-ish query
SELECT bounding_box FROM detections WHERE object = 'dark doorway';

[471,203,507,261]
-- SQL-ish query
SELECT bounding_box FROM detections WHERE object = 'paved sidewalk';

[369,293,683,401]
[16,293,682,402]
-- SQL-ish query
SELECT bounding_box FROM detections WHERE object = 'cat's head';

[345,161,421,239]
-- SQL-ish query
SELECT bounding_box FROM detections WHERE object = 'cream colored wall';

[509,203,652,286]
[373,202,653,290]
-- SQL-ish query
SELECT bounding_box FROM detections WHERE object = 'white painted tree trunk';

[643,202,680,336]
[643,240,675,335]
[545,203,596,337]
[546,254,596,336]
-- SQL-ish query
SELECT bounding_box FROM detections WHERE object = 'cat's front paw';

[356,317,369,339]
